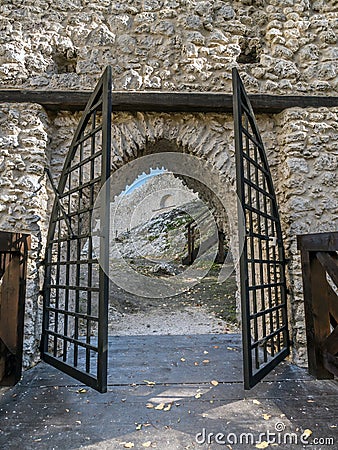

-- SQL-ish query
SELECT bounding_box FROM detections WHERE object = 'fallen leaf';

[211,380,219,386]
[307,400,315,403]
[262,414,271,420]
[253,399,261,405]
[255,441,269,449]
[213,346,219,349]
[302,429,313,438]
[202,359,210,364]
[155,403,165,410]
[142,443,152,448]
[77,388,87,394]
[163,403,172,411]
[195,393,202,399]
[143,380,156,386]
[146,403,154,409]
[123,443,135,449]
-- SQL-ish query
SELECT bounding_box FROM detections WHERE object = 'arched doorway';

[41,67,289,392]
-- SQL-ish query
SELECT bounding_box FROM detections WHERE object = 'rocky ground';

[106,203,239,336]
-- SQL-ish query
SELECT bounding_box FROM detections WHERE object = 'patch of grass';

[148,234,159,242]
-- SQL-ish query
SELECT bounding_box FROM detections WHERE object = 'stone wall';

[274,107,338,364]
[111,172,199,235]
[0,0,337,94]
[0,103,50,367]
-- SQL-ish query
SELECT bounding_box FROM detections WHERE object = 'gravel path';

[108,305,238,335]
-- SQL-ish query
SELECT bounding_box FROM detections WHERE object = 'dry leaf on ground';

[77,388,87,394]
[302,429,313,438]
[211,380,219,386]
[143,380,156,386]
[155,403,165,410]
[255,441,269,449]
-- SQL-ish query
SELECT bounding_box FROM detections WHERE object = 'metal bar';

[45,168,76,238]
[47,284,100,292]
[243,177,274,200]
[49,230,101,244]
[233,67,253,390]
[232,67,289,389]
[97,65,112,393]
[64,151,102,176]
[254,143,268,363]
[71,124,103,150]
[250,303,287,319]
[46,258,98,266]
[248,282,284,290]
[44,332,98,352]
[244,204,278,223]
[46,307,99,322]
[59,176,101,199]
[251,325,288,349]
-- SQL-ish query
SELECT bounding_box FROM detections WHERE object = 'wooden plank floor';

[0,334,337,449]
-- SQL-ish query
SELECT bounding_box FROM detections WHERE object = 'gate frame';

[41,67,112,393]
[233,67,290,389]
[41,66,290,392]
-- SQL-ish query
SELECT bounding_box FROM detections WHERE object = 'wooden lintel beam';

[1,89,338,113]
[297,232,338,253]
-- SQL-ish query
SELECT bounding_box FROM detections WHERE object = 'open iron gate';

[41,67,112,393]
[233,68,290,389]
[41,66,289,392]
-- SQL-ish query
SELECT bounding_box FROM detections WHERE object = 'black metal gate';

[41,66,289,392]
[41,67,112,392]
[233,68,290,389]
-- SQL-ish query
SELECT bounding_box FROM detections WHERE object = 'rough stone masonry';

[0,0,337,369]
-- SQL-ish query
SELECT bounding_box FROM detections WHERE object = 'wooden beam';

[1,89,338,113]
[297,231,338,253]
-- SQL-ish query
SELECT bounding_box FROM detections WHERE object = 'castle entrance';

[40,67,290,393]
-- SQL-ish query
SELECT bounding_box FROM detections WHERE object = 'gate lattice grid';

[42,67,112,392]
[233,68,290,389]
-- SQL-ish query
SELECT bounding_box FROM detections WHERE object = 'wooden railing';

[0,232,30,386]
[297,232,338,379]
